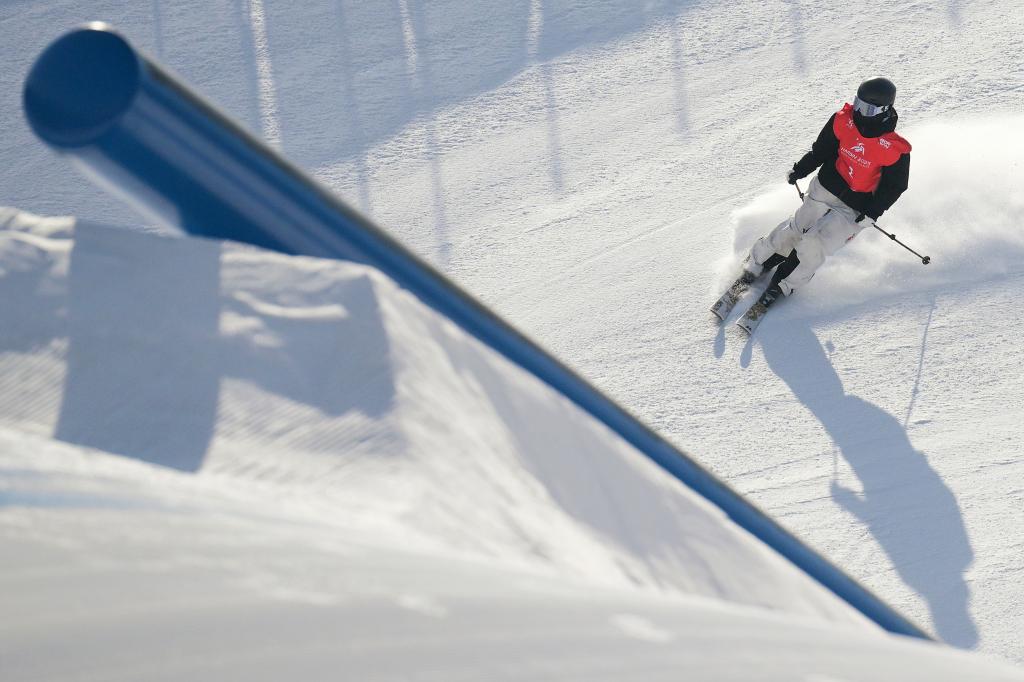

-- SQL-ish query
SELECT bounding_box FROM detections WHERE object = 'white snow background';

[2,0,1024,678]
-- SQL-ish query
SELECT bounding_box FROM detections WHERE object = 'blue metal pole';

[24,23,931,641]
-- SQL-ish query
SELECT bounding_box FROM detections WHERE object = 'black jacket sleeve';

[866,153,910,219]
[792,114,839,179]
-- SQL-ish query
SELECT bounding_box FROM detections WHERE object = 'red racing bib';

[833,103,911,192]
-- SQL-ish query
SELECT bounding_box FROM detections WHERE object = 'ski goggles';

[853,96,891,118]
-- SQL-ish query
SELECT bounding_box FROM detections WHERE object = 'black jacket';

[791,110,910,219]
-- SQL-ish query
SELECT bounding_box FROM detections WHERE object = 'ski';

[735,300,769,335]
[735,284,782,336]
[710,271,757,321]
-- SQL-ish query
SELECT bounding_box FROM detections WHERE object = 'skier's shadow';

[759,321,978,648]
[712,315,755,367]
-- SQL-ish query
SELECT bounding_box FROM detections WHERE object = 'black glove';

[786,167,799,185]
[855,213,866,223]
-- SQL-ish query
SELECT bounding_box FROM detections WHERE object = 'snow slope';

[3,209,1024,682]
[0,208,859,616]
[2,0,1024,671]
[1,443,1017,682]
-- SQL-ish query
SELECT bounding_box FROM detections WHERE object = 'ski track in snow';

[2,0,1024,670]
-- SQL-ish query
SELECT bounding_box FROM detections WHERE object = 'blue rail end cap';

[24,23,141,148]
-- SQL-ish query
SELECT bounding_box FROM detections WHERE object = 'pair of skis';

[711,271,774,335]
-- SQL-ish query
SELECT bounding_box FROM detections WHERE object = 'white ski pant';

[749,176,864,295]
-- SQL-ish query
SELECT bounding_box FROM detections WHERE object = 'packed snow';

[2,0,1024,677]
[0,210,863,618]
[2,209,1021,682]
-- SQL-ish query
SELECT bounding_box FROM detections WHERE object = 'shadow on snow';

[37,222,396,473]
[759,319,977,648]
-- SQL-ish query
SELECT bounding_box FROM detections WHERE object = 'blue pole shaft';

[24,23,931,641]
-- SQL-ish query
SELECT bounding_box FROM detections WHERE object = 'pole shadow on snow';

[240,0,698,245]
[52,223,396,473]
[270,0,456,265]
[903,298,937,428]
[786,0,808,76]
[669,23,691,138]
[332,0,374,214]
[403,0,454,267]
[758,320,978,648]
[527,0,567,193]
[233,0,268,138]
[149,0,165,60]
[539,60,566,194]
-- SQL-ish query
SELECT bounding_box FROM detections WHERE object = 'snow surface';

[1,443,1018,682]
[0,208,862,618]
[2,209,1021,682]
[2,0,1024,675]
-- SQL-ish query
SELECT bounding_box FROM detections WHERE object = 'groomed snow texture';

[2,0,1024,677]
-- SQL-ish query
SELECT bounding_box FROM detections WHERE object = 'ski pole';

[869,221,931,265]
[793,181,930,265]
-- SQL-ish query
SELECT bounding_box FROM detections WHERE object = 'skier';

[714,77,912,331]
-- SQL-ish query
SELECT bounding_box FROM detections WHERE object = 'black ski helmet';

[855,77,896,113]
